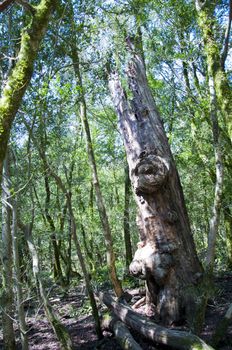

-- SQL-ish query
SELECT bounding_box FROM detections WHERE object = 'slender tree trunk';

[0,0,57,183]
[123,163,133,269]
[45,169,102,339]
[21,222,73,350]
[195,1,232,142]
[69,38,123,297]
[68,202,102,339]
[194,76,224,334]
[224,206,232,268]
[1,154,16,349]
[79,92,123,298]
[40,134,64,282]
[206,77,224,273]
[12,200,29,350]
[109,40,203,327]
[65,214,73,286]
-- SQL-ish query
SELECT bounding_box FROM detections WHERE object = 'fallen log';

[212,302,232,346]
[99,292,215,350]
[102,316,143,350]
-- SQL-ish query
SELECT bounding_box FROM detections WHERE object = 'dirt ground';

[0,273,231,350]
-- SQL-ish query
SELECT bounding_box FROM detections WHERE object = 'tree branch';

[0,0,14,12]
[221,0,232,69]
[195,0,207,12]
[16,0,35,14]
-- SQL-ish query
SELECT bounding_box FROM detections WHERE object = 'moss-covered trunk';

[196,1,232,142]
[1,154,16,349]
[0,0,57,182]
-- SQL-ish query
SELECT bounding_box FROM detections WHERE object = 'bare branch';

[195,0,207,12]
[221,0,232,69]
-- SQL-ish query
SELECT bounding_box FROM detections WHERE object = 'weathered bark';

[124,163,133,269]
[99,292,215,350]
[102,316,143,350]
[1,155,16,349]
[109,42,203,327]
[132,296,146,310]
[212,302,232,346]
[0,0,57,183]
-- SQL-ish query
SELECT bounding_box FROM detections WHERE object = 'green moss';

[0,0,56,166]
[197,5,232,142]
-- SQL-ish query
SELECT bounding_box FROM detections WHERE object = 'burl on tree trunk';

[109,41,203,326]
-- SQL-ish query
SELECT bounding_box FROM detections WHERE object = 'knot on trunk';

[129,242,174,286]
[134,155,169,194]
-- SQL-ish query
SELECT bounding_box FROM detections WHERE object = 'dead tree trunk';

[109,41,203,327]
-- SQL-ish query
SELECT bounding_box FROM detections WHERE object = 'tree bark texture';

[196,1,232,143]
[1,155,16,349]
[206,78,224,272]
[224,206,232,268]
[124,163,133,268]
[109,44,203,326]
[0,0,56,182]
[12,200,29,350]
[99,292,215,350]
[102,316,143,350]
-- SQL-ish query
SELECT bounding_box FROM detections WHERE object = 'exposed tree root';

[102,315,143,350]
[99,292,215,350]
[132,297,146,310]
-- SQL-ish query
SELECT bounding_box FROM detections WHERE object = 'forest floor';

[0,273,232,350]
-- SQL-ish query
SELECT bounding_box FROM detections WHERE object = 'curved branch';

[16,0,36,14]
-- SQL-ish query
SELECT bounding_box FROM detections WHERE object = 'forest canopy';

[0,0,232,349]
